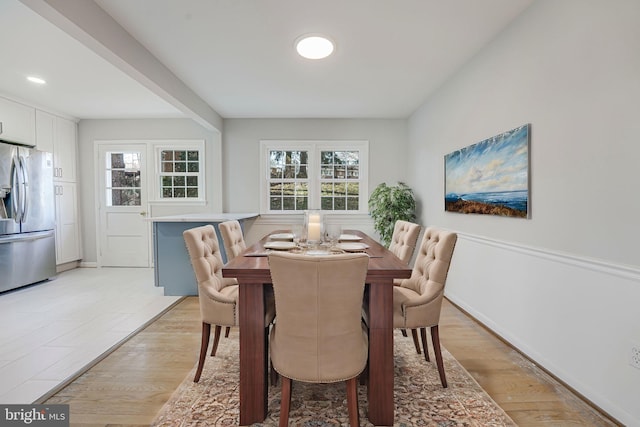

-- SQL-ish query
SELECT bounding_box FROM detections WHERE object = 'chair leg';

[225,326,231,338]
[210,325,222,356]
[419,327,430,361]
[279,377,292,427]
[401,328,408,337]
[431,325,447,388]
[346,377,360,427]
[194,322,211,383]
[411,328,422,354]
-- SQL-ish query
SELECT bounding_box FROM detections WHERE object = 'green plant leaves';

[368,182,416,246]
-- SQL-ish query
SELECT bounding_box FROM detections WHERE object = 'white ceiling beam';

[19,0,223,132]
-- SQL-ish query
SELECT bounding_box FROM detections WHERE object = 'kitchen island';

[149,213,258,296]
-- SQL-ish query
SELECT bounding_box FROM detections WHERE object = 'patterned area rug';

[152,330,516,426]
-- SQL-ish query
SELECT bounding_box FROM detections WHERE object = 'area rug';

[152,330,516,426]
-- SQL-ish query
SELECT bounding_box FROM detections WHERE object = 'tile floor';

[0,267,181,404]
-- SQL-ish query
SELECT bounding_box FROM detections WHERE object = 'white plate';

[264,241,297,250]
[337,242,369,251]
[339,234,363,241]
[305,249,331,256]
[269,233,294,241]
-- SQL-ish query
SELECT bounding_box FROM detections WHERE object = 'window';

[267,149,309,211]
[155,144,204,201]
[105,151,141,206]
[260,140,368,214]
[320,150,361,211]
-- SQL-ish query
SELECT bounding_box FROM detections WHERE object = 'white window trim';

[152,141,206,203]
[259,140,369,215]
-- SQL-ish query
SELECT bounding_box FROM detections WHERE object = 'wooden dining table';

[222,229,411,426]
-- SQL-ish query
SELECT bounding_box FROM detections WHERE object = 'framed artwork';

[444,124,530,218]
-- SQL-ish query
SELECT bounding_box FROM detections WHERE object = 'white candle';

[308,222,321,241]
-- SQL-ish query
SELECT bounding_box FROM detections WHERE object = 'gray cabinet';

[150,213,257,296]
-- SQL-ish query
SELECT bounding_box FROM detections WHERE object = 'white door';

[97,144,150,267]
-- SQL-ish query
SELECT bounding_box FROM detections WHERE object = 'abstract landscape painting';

[445,124,530,218]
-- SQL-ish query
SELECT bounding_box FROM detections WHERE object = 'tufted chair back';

[183,225,239,382]
[388,220,422,265]
[219,220,247,261]
[396,227,457,326]
[268,251,369,426]
[183,225,239,324]
[393,226,457,387]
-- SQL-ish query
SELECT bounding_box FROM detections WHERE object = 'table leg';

[239,282,268,425]
[367,279,395,425]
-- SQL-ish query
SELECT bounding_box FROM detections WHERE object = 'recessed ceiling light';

[27,76,46,85]
[295,35,335,60]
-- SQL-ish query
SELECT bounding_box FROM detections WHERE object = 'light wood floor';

[439,300,619,426]
[44,297,619,426]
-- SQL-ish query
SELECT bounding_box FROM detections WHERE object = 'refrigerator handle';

[11,154,21,222]
[18,155,29,220]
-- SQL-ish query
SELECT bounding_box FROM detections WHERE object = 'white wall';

[407,0,640,425]
[77,118,222,263]
[222,118,408,243]
[77,118,406,259]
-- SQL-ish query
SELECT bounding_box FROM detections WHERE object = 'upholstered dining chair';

[183,225,274,383]
[388,220,422,266]
[218,220,247,262]
[268,251,370,427]
[388,220,422,349]
[393,227,457,388]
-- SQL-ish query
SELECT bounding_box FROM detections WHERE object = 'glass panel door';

[98,145,149,267]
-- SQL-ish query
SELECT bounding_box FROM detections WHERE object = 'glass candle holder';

[305,210,323,245]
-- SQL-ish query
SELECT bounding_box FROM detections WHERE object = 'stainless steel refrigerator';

[0,140,56,293]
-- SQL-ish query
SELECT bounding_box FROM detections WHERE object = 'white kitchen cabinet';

[54,116,77,182]
[54,117,77,182]
[35,109,55,153]
[54,181,81,265]
[36,109,80,265]
[0,96,36,146]
[35,110,77,181]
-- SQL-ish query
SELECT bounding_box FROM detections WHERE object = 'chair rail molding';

[444,230,640,426]
[454,231,640,281]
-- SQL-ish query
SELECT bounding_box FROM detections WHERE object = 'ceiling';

[0,0,534,128]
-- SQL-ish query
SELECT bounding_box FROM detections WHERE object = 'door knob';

[140,211,147,216]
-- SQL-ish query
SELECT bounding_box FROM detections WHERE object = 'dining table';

[222,229,412,426]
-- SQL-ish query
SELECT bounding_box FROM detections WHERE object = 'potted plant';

[368,182,417,246]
